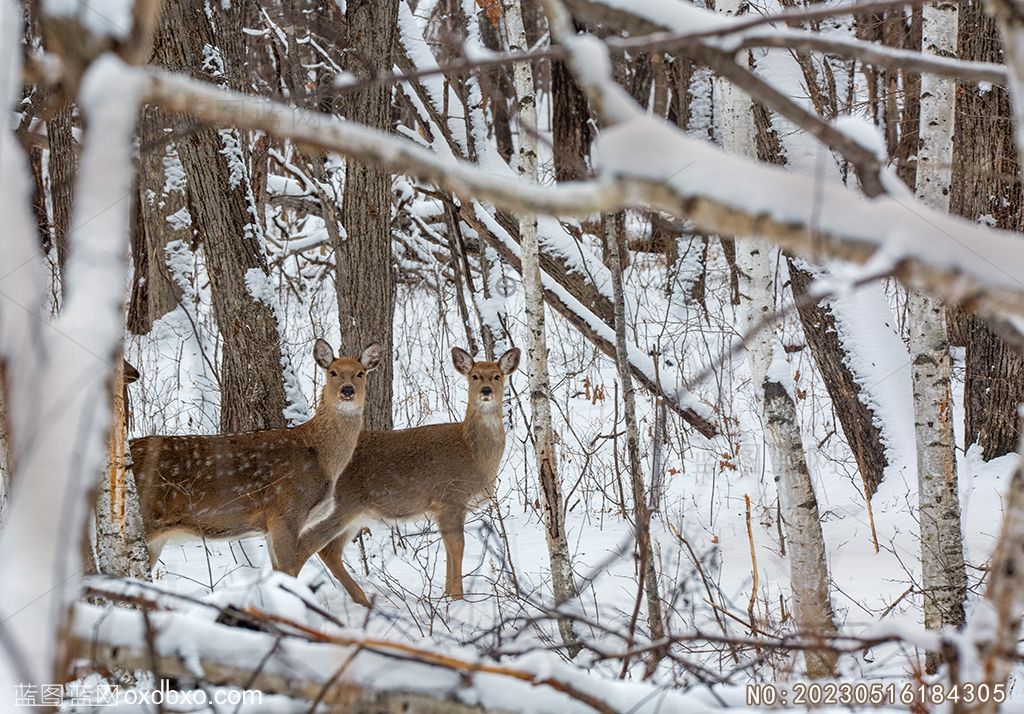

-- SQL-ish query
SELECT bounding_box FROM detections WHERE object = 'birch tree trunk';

[715,0,837,677]
[911,1,968,659]
[0,370,8,526]
[762,379,839,678]
[504,0,580,656]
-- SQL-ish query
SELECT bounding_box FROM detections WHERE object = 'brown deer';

[131,339,381,576]
[296,346,521,606]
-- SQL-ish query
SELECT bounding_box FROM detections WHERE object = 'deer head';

[314,339,382,415]
[451,346,520,411]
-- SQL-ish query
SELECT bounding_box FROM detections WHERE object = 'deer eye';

[329,370,337,377]
[357,371,364,378]
[472,375,479,380]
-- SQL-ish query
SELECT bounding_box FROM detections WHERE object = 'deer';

[295,346,521,606]
[130,339,381,576]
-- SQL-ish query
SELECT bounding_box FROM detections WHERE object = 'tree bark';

[763,379,839,678]
[603,213,665,672]
[48,102,75,287]
[951,0,1024,460]
[788,262,889,498]
[505,0,580,656]
[150,0,291,432]
[911,1,968,665]
[94,362,149,579]
[127,106,184,335]
[0,366,9,527]
[551,22,592,182]
[966,419,1024,713]
[335,0,399,430]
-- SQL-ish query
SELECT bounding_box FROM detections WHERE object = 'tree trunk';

[551,22,592,182]
[505,0,580,657]
[715,0,837,676]
[94,362,149,579]
[151,0,292,432]
[966,418,1024,713]
[910,2,968,657]
[335,0,399,431]
[951,0,1024,460]
[47,102,75,288]
[0,366,9,527]
[763,379,839,678]
[127,106,184,335]
[603,213,665,672]
[787,263,889,498]
[736,30,892,499]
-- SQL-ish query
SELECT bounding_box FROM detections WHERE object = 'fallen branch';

[72,599,697,714]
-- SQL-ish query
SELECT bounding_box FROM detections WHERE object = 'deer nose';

[340,385,355,398]
[481,386,493,397]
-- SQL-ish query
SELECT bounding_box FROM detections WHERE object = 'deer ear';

[122,359,141,385]
[451,347,474,375]
[360,343,383,372]
[498,347,521,375]
[314,339,335,370]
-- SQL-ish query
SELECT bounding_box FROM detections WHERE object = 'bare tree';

[910,0,967,659]
[603,213,665,672]
[506,0,581,656]
[714,0,837,677]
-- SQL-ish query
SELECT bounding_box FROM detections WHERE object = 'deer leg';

[267,516,301,576]
[297,503,357,565]
[436,509,467,599]
[318,531,371,608]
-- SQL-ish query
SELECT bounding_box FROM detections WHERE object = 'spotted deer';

[131,340,381,575]
[296,346,521,606]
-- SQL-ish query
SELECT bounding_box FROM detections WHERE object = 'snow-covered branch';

[0,52,140,689]
[72,598,707,713]
[133,64,1024,325]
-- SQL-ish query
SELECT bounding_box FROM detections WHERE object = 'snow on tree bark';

[149,0,305,431]
[505,0,581,656]
[911,0,968,649]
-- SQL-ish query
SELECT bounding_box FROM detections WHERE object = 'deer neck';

[462,402,505,468]
[301,401,364,480]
